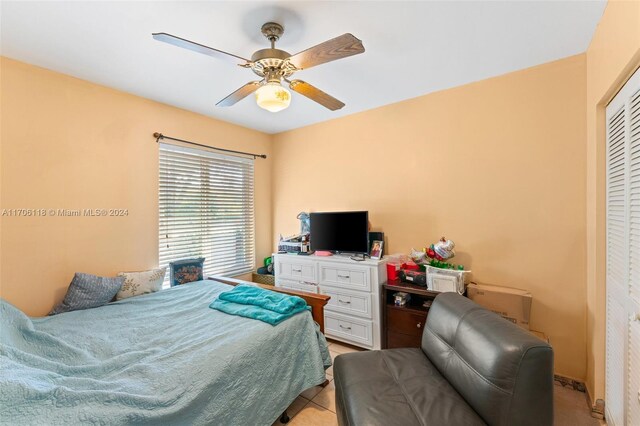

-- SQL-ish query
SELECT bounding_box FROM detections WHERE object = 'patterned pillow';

[169,258,205,287]
[115,267,167,300]
[49,273,125,315]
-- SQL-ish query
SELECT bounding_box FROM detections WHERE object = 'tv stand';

[273,253,387,350]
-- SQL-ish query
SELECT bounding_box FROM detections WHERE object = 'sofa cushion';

[422,293,553,426]
[334,348,486,426]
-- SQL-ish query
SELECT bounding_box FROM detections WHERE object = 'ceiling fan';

[152,22,365,113]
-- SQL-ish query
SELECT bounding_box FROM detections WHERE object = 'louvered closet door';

[606,67,640,426]
[629,72,640,426]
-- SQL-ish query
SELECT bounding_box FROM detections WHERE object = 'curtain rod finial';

[153,132,163,140]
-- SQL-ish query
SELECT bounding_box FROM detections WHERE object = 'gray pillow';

[49,273,125,315]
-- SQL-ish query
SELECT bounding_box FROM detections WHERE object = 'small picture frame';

[370,240,384,260]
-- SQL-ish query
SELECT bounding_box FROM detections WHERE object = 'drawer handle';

[339,325,352,330]
[338,299,351,304]
[338,274,350,279]
[417,322,422,329]
[292,268,302,272]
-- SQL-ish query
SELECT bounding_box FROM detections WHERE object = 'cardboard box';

[529,330,549,343]
[467,283,532,330]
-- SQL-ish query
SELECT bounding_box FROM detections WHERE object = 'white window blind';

[159,143,255,281]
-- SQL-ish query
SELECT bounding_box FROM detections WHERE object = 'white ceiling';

[1,1,606,134]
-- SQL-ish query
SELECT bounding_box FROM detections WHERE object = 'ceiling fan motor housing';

[250,48,295,79]
[251,23,296,79]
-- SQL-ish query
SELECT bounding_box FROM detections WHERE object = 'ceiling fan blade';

[287,33,364,70]
[216,81,263,107]
[152,33,250,66]
[289,80,345,111]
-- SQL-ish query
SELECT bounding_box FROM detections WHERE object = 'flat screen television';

[310,211,369,254]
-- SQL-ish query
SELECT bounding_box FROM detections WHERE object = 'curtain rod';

[153,132,267,160]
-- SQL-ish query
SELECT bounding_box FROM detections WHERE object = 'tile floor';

[554,382,606,426]
[273,339,606,426]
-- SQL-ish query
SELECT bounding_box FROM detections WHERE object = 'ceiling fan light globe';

[255,83,291,113]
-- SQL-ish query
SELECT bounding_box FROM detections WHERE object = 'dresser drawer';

[386,308,427,337]
[325,312,373,348]
[319,264,370,292]
[278,279,318,294]
[320,286,372,319]
[275,258,317,283]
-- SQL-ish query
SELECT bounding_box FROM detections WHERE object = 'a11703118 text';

[1,208,129,217]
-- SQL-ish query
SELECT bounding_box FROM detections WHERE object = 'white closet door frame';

[605,66,640,426]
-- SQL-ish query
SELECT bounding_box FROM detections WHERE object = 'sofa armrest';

[422,293,553,426]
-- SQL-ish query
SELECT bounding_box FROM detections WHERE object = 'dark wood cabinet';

[382,280,441,349]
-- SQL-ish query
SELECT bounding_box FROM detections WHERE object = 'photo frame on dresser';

[370,240,384,260]
[369,232,384,255]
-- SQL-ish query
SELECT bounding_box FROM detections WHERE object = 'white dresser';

[273,253,387,350]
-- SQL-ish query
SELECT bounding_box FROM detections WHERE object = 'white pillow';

[116,267,166,300]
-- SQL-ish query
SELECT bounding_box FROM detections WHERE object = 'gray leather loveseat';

[334,293,553,426]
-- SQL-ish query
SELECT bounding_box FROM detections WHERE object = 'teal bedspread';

[0,280,331,425]
[210,284,310,325]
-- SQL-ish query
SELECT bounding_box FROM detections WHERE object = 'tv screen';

[310,211,369,254]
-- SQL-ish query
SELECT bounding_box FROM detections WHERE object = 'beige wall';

[0,57,273,316]
[4,7,636,390]
[273,55,588,380]
[585,0,640,404]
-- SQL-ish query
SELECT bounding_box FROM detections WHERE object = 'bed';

[0,279,332,425]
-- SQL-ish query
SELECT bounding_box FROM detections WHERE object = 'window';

[159,143,255,283]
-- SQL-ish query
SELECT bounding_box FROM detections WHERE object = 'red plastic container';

[387,263,400,280]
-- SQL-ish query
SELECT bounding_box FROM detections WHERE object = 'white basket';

[425,266,470,294]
